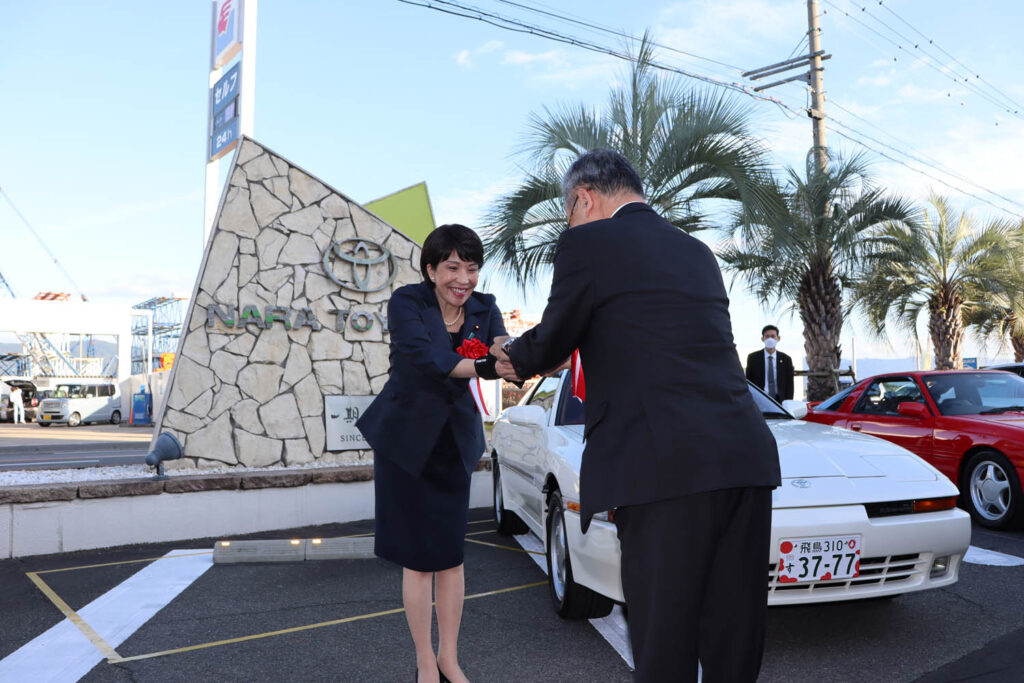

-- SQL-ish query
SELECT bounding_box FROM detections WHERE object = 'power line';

[827,100,1024,212]
[0,189,88,301]
[875,0,1024,114]
[493,0,746,72]
[845,0,1022,115]
[397,0,1023,219]
[822,0,1023,120]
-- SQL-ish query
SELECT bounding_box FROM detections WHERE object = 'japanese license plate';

[778,535,861,583]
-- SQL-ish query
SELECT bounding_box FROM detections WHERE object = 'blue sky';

[2,1,1022,366]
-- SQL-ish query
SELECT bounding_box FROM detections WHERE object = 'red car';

[803,370,1024,530]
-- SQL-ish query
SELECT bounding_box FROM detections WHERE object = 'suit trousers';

[615,486,773,682]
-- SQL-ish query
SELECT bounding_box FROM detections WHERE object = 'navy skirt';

[373,422,472,572]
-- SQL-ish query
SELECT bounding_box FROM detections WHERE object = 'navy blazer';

[356,282,507,478]
[507,203,781,530]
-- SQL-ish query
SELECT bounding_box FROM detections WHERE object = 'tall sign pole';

[204,0,258,246]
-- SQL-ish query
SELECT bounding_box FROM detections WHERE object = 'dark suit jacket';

[745,350,795,401]
[507,203,781,528]
[356,282,507,478]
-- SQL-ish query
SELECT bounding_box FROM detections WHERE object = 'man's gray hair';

[561,149,645,207]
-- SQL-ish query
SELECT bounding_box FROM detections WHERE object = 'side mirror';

[781,400,808,419]
[507,405,548,428]
[897,401,928,419]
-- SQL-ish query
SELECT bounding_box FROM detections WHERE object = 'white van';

[37,381,121,427]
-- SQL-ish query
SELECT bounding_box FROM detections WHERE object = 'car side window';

[555,372,585,426]
[527,375,561,414]
[853,377,923,416]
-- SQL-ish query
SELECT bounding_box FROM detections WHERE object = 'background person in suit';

[357,224,514,683]
[745,325,795,402]
[492,150,781,682]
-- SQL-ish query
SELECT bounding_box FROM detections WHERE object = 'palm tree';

[855,196,1017,370]
[483,35,773,290]
[962,219,1024,362]
[718,152,915,401]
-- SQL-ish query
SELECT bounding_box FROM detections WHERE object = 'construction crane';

[0,271,80,377]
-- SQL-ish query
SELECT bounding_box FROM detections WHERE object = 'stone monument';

[152,137,421,469]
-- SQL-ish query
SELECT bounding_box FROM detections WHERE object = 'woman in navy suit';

[357,224,509,683]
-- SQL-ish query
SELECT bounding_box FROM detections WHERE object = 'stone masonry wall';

[156,138,421,469]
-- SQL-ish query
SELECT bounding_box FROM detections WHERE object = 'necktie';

[767,355,777,399]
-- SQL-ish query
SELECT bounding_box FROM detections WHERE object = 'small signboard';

[324,396,376,452]
[963,357,978,369]
[210,118,240,162]
[211,0,243,69]
[209,62,242,161]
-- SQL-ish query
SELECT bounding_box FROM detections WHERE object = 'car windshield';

[814,385,855,412]
[748,383,792,418]
[923,373,1024,416]
[554,379,792,424]
[53,384,86,399]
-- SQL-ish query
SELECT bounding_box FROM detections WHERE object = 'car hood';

[546,419,956,509]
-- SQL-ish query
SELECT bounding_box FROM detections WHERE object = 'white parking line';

[0,550,212,682]
[963,545,1024,566]
[513,532,636,670]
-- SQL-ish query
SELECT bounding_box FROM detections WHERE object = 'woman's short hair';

[420,224,484,285]
[561,149,645,207]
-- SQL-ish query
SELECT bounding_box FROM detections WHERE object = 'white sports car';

[490,371,972,619]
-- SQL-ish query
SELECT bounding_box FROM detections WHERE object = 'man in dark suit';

[492,150,780,682]
[745,325,795,402]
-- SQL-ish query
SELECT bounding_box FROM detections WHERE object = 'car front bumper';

[563,503,971,607]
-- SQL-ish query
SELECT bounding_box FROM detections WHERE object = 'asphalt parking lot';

[1,511,1023,682]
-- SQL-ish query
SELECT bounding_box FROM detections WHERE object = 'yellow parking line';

[465,538,545,556]
[35,551,214,575]
[107,581,546,664]
[25,572,121,660]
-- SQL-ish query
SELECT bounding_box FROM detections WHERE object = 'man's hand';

[496,359,522,382]
[490,336,511,361]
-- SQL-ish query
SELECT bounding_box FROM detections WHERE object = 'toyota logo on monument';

[322,239,398,293]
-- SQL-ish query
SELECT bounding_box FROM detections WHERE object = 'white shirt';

[612,200,647,217]
[9,388,22,405]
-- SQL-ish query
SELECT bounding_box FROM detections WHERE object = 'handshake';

[471,336,524,383]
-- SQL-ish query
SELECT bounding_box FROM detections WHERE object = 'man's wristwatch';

[501,337,517,355]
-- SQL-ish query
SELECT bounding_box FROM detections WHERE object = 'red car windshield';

[922,372,1024,416]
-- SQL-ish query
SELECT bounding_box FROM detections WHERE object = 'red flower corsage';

[456,338,489,359]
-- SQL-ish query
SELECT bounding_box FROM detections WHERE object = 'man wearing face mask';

[745,325,794,402]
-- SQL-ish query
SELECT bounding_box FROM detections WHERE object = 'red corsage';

[456,338,489,359]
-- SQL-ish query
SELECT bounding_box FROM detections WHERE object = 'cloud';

[503,49,566,67]
[59,189,203,232]
[431,176,520,227]
[857,74,892,88]
[656,0,805,66]
[455,40,505,68]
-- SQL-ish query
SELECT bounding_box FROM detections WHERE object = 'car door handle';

[849,423,862,431]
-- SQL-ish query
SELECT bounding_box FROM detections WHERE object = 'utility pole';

[743,0,831,174]
[806,0,827,174]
